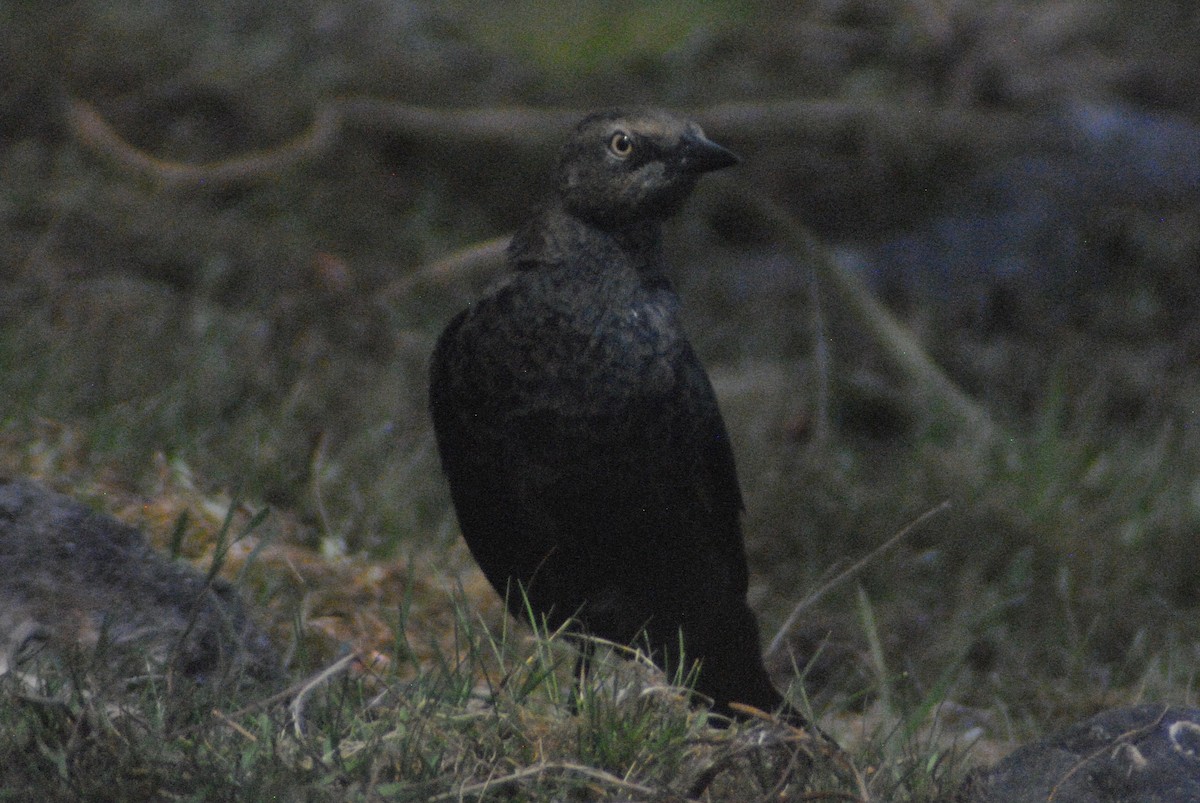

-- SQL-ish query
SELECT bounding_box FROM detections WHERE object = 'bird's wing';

[671,338,746,516]
[430,277,751,610]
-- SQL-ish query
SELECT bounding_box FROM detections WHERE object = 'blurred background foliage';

[2,0,1200,743]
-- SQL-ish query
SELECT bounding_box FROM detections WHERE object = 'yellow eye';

[608,131,633,158]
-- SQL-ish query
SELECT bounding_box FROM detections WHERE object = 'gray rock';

[0,477,279,685]
[960,704,1200,803]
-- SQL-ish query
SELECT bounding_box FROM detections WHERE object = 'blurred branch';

[66,98,340,187]
[335,98,578,143]
[338,96,1041,151]
[67,96,1044,188]
[378,236,511,302]
[695,98,1040,149]
[725,182,1001,442]
[66,95,1005,443]
[390,181,1001,451]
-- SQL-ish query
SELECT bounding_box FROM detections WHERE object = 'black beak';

[679,133,740,174]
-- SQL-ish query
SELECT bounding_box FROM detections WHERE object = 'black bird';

[430,109,801,724]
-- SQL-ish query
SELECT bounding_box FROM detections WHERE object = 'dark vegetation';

[1,0,1200,799]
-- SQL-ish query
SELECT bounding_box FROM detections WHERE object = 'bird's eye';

[608,131,634,158]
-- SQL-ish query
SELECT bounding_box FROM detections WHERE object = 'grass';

[0,584,973,801]
[4,0,1200,799]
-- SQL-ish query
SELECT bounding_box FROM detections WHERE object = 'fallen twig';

[428,760,657,801]
[767,501,952,660]
[289,652,359,737]
[1047,706,1169,802]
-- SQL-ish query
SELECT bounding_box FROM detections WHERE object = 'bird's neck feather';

[509,204,667,280]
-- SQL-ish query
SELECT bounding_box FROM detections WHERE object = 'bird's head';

[554,109,739,229]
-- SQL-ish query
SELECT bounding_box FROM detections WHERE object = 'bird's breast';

[506,296,680,412]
